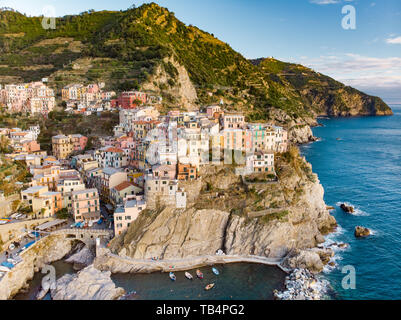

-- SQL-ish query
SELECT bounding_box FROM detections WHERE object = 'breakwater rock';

[51,265,125,300]
[273,268,330,300]
[65,245,95,270]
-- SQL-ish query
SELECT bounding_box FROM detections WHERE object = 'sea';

[300,104,401,300]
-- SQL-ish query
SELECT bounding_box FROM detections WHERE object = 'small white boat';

[169,272,176,281]
[212,267,219,275]
[185,272,193,280]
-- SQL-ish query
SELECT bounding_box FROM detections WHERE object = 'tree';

[0,135,10,153]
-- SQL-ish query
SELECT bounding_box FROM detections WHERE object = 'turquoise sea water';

[300,105,401,300]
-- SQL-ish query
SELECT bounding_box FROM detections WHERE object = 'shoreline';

[95,249,290,275]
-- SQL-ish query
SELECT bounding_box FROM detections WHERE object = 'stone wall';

[0,218,53,249]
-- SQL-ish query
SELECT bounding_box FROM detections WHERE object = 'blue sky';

[1,0,400,103]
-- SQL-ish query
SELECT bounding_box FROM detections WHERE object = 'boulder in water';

[51,265,125,300]
[355,226,371,238]
[340,204,354,213]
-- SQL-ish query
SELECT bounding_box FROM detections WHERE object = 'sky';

[1,0,400,104]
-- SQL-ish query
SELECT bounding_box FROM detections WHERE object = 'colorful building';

[71,189,100,223]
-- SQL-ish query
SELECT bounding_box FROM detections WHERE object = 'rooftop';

[113,181,134,192]
[71,189,98,196]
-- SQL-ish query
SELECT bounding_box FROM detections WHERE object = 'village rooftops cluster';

[62,82,116,115]
[4,102,288,237]
[0,126,41,155]
[0,82,55,116]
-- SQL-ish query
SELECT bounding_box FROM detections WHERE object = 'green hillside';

[0,3,393,122]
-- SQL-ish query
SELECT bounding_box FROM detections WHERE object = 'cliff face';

[141,56,198,110]
[110,149,336,266]
[0,235,73,300]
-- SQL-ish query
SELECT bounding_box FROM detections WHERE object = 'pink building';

[87,83,100,94]
[23,140,41,153]
[71,188,100,223]
[70,134,88,152]
[222,113,245,130]
[206,105,221,118]
[152,164,177,180]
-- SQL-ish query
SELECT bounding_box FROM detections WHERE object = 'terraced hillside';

[0,3,392,123]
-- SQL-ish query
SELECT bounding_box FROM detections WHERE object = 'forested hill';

[0,3,392,122]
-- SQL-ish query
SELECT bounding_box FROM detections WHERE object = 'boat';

[0,266,10,272]
[169,272,176,281]
[196,269,204,279]
[205,283,215,291]
[185,272,193,280]
[212,267,219,275]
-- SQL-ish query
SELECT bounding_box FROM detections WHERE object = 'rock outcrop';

[340,204,354,214]
[274,269,330,300]
[142,56,198,111]
[111,208,230,260]
[65,245,95,270]
[109,151,337,272]
[355,226,371,238]
[51,265,125,300]
[289,124,317,145]
[0,235,74,300]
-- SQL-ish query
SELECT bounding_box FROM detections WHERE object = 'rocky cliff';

[110,147,337,271]
[0,235,74,300]
[51,265,125,300]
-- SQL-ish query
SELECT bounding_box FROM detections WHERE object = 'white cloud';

[309,0,341,4]
[309,0,353,4]
[386,36,401,45]
[292,53,401,99]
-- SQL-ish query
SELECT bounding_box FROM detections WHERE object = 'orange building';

[177,163,197,181]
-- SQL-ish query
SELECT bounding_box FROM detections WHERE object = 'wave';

[335,202,370,216]
[321,225,350,274]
